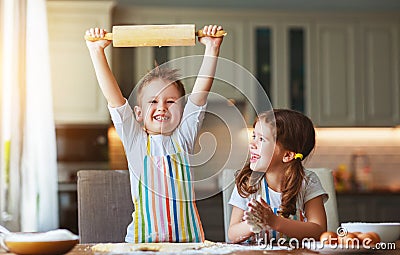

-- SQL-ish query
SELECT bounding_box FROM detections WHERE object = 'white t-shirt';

[229,169,328,217]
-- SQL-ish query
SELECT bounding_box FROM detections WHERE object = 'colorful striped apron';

[254,178,305,242]
[132,135,205,243]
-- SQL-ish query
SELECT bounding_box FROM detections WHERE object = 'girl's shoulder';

[303,169,323,188]
[304,169,320,180]
[302,169,329,204]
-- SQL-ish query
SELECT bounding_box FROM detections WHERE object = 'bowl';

[1,229,79,255]
[4,239,79,255]
[341,222,400,243]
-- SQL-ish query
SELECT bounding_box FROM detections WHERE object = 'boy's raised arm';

[85,28,125,108]
[190,25,224,106]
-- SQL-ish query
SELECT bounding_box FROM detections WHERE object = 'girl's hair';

[235,109,315,218]
[136,64,186,105]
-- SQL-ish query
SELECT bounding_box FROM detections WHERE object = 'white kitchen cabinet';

[313,21,358,126]
[47,1,115,124]
[359,22,400,126]
[311,20,400,126]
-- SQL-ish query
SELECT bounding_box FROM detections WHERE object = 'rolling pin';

[84,24,227,47]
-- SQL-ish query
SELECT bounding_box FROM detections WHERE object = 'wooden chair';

[220,168,339,242]
[77,170,133,243]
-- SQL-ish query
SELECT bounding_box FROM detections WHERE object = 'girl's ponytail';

[279,160,305,218]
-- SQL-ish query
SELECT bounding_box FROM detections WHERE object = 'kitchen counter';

[2,241,398,255]
[336,188,400,195]
[337,191,400,223]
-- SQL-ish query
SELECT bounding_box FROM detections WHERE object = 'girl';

[228,109,327,243]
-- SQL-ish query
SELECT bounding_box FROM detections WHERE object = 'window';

[289,28,305,113]
[256,28,272,102]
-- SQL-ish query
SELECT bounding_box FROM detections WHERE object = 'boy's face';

[134,79,184,135]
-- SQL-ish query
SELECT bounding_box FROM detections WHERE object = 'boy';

[85,25,224,243]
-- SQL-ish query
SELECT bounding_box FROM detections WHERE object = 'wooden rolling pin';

[84,24,227,47]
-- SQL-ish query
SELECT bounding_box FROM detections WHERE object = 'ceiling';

[115,0,400,11]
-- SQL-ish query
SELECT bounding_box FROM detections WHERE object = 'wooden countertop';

[68,241,400,255]
[2,241,398,255]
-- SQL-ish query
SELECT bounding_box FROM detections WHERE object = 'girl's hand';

[198,25,224,48]
[85,27,111,49]
[243,197,276,231]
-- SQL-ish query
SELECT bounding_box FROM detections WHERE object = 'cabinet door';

[47,1,114,124]
[360,23,400,126]
[337,195,376,223]
[375,195,400,222]
[314,23,357,126]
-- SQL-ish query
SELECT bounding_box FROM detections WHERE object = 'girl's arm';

[272,196,327,240]
[247,196,327,240]
[190,25,224,106]
[85,28,125,108]
[227,206,254,243]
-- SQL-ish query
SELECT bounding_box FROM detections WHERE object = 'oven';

[56,124,110,234]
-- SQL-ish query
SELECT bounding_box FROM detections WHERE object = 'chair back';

[308,168,339,232]
[219,168,339,242]
[77,170,133,243]
[219,169,236,242]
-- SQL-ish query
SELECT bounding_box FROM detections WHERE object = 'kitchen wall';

[306,128,400,191]
[109,120,400,191]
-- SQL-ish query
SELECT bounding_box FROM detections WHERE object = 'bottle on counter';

[350,150,373,191]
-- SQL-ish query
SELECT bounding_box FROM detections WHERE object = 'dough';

[250,225,262,233]
[91,240,216,253]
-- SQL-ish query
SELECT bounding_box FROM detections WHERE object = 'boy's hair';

[136,64,186,105]
[235,109,316,218]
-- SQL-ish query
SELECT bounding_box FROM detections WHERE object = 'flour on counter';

[92,241,291,254]
[4,229,78,242]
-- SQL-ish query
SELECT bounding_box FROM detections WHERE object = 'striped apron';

[132,135,205,243]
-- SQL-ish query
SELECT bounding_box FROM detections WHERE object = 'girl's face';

[249,120,282,172]
[134,79,184,135]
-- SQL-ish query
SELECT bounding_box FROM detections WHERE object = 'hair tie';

[294,153,303,161]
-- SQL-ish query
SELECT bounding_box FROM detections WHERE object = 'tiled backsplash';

[305,128,400,190]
